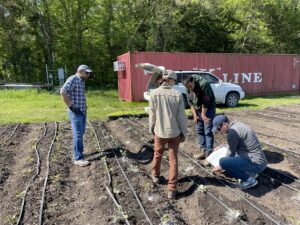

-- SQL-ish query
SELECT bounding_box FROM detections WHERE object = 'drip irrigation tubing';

[97,121,153,225]
[39,122,58,225]
[121,119,249,225]
[125,119,283,225]
[0,124,19,146]
[262,141,300,158]
[16,123,48,225]
[88,120,130,225]
[0,124,9,136]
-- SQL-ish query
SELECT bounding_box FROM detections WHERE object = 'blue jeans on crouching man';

[195,106,215,153]
[68,110,86,161]
[219,155,266,181]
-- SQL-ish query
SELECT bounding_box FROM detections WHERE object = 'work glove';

[69,105,81,114]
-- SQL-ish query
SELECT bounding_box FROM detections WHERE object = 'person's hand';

[201,113,209,124]
[180,133,185,143]
[69,106,81,114]
[212,166,222,173]
[193,115,200,124]
[150,126,155,135]
[213,145,221,152]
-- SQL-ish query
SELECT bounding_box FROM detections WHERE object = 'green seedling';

[27,156,35,162]
[144,181,150,191]
[113,181,121,194]
[50,174,61,181]
[112,206,129,223]
[16,190,25,198]
[5,215,17,225]
[197,184,208,193]
[24,168,33,174]
[289,216,300,225]
[129,164,139,173]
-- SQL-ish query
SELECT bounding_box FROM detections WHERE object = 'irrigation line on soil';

[0,124,19,146]
[262,140,300,158]
[97,121,154,225]
[88,120,131,225]
[39,122,58,225]
[0,124,9,136]
[122,119,248,225]
[127,119,282,225]
[16,123,48,225]
[259,173,300,194]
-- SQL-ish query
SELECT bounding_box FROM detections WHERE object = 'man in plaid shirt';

[60,65,92,167]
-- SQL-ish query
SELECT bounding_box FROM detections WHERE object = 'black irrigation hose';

[16,123,48,225]
[126,119,283,225]
[0,124,19,146]
[88,120,131,225]
[262,140,300,158]
[97,121,154,225]
[39,122,58,225]
[122,119,248,225]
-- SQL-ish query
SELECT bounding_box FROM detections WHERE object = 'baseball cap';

[162,70,177,80]
[77,65,92,73]
[212,115,226,133]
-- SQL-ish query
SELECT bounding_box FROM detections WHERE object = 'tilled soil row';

[19,123,56,225]
[98,121,188,225]
[0,124,38,225]
[43,122,116,225]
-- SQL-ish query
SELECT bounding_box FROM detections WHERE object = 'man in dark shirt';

[212,115,267,190]
[183,75,216,159]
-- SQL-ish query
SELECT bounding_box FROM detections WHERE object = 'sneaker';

[167,190,177,200]
[74,160,90,167]
[152,175,160,184]
[240,177,258,190]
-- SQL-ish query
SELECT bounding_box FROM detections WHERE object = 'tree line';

[0,0,299,87]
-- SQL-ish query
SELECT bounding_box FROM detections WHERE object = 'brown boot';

[167,190,177,200]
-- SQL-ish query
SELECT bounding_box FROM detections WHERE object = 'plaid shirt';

[60,74,86,114]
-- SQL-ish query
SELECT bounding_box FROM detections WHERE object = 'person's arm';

[227,130,239,157]
[177,95,187,142]
[149,95,156,135]
[191,105,200,124]
[61,92,72,107]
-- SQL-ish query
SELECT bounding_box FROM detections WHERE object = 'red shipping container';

[116,52,300,101]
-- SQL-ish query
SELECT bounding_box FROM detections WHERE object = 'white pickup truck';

[136,63,245,109]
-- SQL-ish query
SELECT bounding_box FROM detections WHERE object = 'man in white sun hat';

[60,65,93,167]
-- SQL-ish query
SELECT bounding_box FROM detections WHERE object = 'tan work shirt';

[149,82,187,139]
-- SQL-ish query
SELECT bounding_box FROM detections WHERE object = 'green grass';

[0,89,299,124]
[0,89,147,124]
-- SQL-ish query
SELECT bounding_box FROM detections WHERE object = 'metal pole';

[64,64,67,77]
[45,64,49,84]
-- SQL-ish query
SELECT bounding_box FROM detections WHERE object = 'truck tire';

[225,92,239,107]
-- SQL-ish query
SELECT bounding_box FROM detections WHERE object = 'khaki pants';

[152,135,181,191]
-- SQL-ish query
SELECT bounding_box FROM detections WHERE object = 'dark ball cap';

[212,115,226,133]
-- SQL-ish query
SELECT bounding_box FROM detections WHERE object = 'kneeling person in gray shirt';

[212,115,267,190]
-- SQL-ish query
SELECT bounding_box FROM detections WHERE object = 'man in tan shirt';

[149,70,187,199]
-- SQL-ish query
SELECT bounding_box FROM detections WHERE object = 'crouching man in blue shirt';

[60,65,92,167]
[212,115,267,190]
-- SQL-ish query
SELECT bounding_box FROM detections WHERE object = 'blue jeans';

[195,106,215,153]
[219,155,266,181]
[68,110,86,161]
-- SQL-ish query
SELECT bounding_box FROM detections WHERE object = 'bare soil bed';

[0,104,300,225]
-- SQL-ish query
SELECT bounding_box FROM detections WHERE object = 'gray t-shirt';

[227,121,267,166]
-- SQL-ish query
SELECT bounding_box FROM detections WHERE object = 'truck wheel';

[226,92,239,107]
[182,94,190,109]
